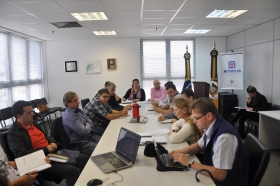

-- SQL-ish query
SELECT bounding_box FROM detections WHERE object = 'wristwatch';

[188,160,194,168]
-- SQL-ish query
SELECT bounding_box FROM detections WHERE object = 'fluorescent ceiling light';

[185,29,210,34]
[93,31,116,35]
[206,10,248,18]
[71,12,108,21]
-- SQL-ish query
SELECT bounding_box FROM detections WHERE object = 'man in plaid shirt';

[84,89,128,135]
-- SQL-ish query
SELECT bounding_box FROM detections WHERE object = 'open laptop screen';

[115,127,141,164]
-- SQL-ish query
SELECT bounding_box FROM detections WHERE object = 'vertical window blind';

[140,39,196,97]
[0,31,43,112]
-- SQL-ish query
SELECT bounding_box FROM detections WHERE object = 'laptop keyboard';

[101,153,127,168]
[163,154,182,167]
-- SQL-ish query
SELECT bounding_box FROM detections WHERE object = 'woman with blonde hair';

[168,97,203,144]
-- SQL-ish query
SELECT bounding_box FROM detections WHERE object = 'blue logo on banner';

[228,61,235,68]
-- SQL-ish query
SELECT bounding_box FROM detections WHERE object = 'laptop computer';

[91,127,141,173]
[154,140,188,169]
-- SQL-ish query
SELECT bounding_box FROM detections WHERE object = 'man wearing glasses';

[169,97,249,186]
[84,89,128,134]
[148,79,167,102]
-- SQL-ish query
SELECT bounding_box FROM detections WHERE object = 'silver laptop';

[154,140,187,169]
[91,127,141,173]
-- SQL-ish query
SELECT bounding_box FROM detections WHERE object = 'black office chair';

[0,131,15,161]
[0,107,15,129]
[51,117,88,151]
[247,102,273,136]
[244,133,271,186]
[81,98,90,109]
[272,104,280,110]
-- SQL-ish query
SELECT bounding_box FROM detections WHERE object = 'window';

[0,32,43,112]
[140,39,196,96]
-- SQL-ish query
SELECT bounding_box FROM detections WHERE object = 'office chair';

[247,102,273,136]
[0,107,15,129]
[272,104,280,110]
[51,117,88,151]
[81,98,90,109]
[244,133,271,186]
[0,131,15,161]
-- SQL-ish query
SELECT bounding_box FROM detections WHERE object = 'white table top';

[75,102,214,186]
[259,110,280,120]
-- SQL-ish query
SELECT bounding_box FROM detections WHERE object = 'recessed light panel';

[184,29,210,34]
[206,10,247,18]
[93,31,116,35]
[71,12,108,21]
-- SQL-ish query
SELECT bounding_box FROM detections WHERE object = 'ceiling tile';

[181,0,228,10]
[0,15,43,24]
[192,24,221,29]
[75,35,97,39]
[106,11,140,20]
[142,18,170,25]
[167,24,192,30]
[171,17,202,24]
[12,2,67,14]
[114,25,140,30]
[208,29,234,34]
[218,0,269,9]
[0,1,27,15]
[176,10,213,18]
[87,26,116,31]
[197,18,230,25]
[35,14,76,22]
[0,17,13,24]
[252,0,280,9]
[143,11,176,19]
[238,10,279,18]
[60,27,91,34]
[143,0,185,10]
[111,19,141,26]
[79,20,112,27]
[225,17,261,25]
[57,1,104,13]
[22,22,58,29]
[101,0,142,11]
[216,24,246,30]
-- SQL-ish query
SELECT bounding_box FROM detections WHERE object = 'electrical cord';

[107,171,123,186]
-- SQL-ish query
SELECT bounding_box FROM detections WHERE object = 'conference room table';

[75,102,214,186]
[259,110,280,150]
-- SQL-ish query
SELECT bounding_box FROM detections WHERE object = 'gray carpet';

[260,150,280,186]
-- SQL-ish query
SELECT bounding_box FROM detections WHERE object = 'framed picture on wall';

[65,61,77,72]
[107,58,116,70]
[85,60,102,74]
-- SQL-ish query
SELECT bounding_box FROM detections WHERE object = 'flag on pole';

[183,45,192,90]
[209,41,219,108]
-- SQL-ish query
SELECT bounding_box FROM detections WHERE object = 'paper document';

[49,154,69,163]
[140,136,167,144]
[15,150,51,176]
[137,132,152,137]
[234,107,256,112]
[146,128,170,136]
[160,119,173,124]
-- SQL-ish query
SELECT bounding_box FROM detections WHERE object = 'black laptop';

[154,140,187,168]
[91,127,141,173]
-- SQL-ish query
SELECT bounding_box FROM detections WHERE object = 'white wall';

[45,36,226,107]
[45,38,140,107]
[226,17,280,106]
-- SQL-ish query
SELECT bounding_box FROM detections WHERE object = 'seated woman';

[230,85,268,138]
[167,97,203,144]
[123,79,146,102]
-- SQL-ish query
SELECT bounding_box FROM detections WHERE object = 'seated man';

[151,81,173,107]
[105,82,131,111]
[84,89,128,132]
[62,91,101,155]
[0,145,38,186]
[154,83,180,115]
[7,101,88,186]
[229,85,268,138]
[147,80,167,102]
[104,81,121,103]
[181,88,195,104]
[158,88,195,122]
[169,97,249,186]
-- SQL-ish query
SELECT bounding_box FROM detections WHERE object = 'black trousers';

[230,109,259,136]
[39,153,89,186]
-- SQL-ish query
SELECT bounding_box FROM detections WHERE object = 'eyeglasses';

[193,113,207,121]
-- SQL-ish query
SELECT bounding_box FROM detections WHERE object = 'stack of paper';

[140,136,167,144]
[49,154,69,163]
[160,119,173,124]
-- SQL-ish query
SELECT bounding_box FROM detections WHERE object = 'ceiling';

[0,0,279,41]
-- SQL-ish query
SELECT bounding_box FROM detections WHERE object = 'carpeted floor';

[260,150,280,186]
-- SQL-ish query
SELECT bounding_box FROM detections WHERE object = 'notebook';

[91,127,141,173]
[154,140,187,168]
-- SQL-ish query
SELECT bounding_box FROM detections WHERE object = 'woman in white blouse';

[167,97,203,144]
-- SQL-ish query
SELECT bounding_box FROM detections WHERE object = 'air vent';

[51,22,82,28]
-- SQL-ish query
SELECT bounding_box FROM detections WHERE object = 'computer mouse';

[87,178,103,186]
